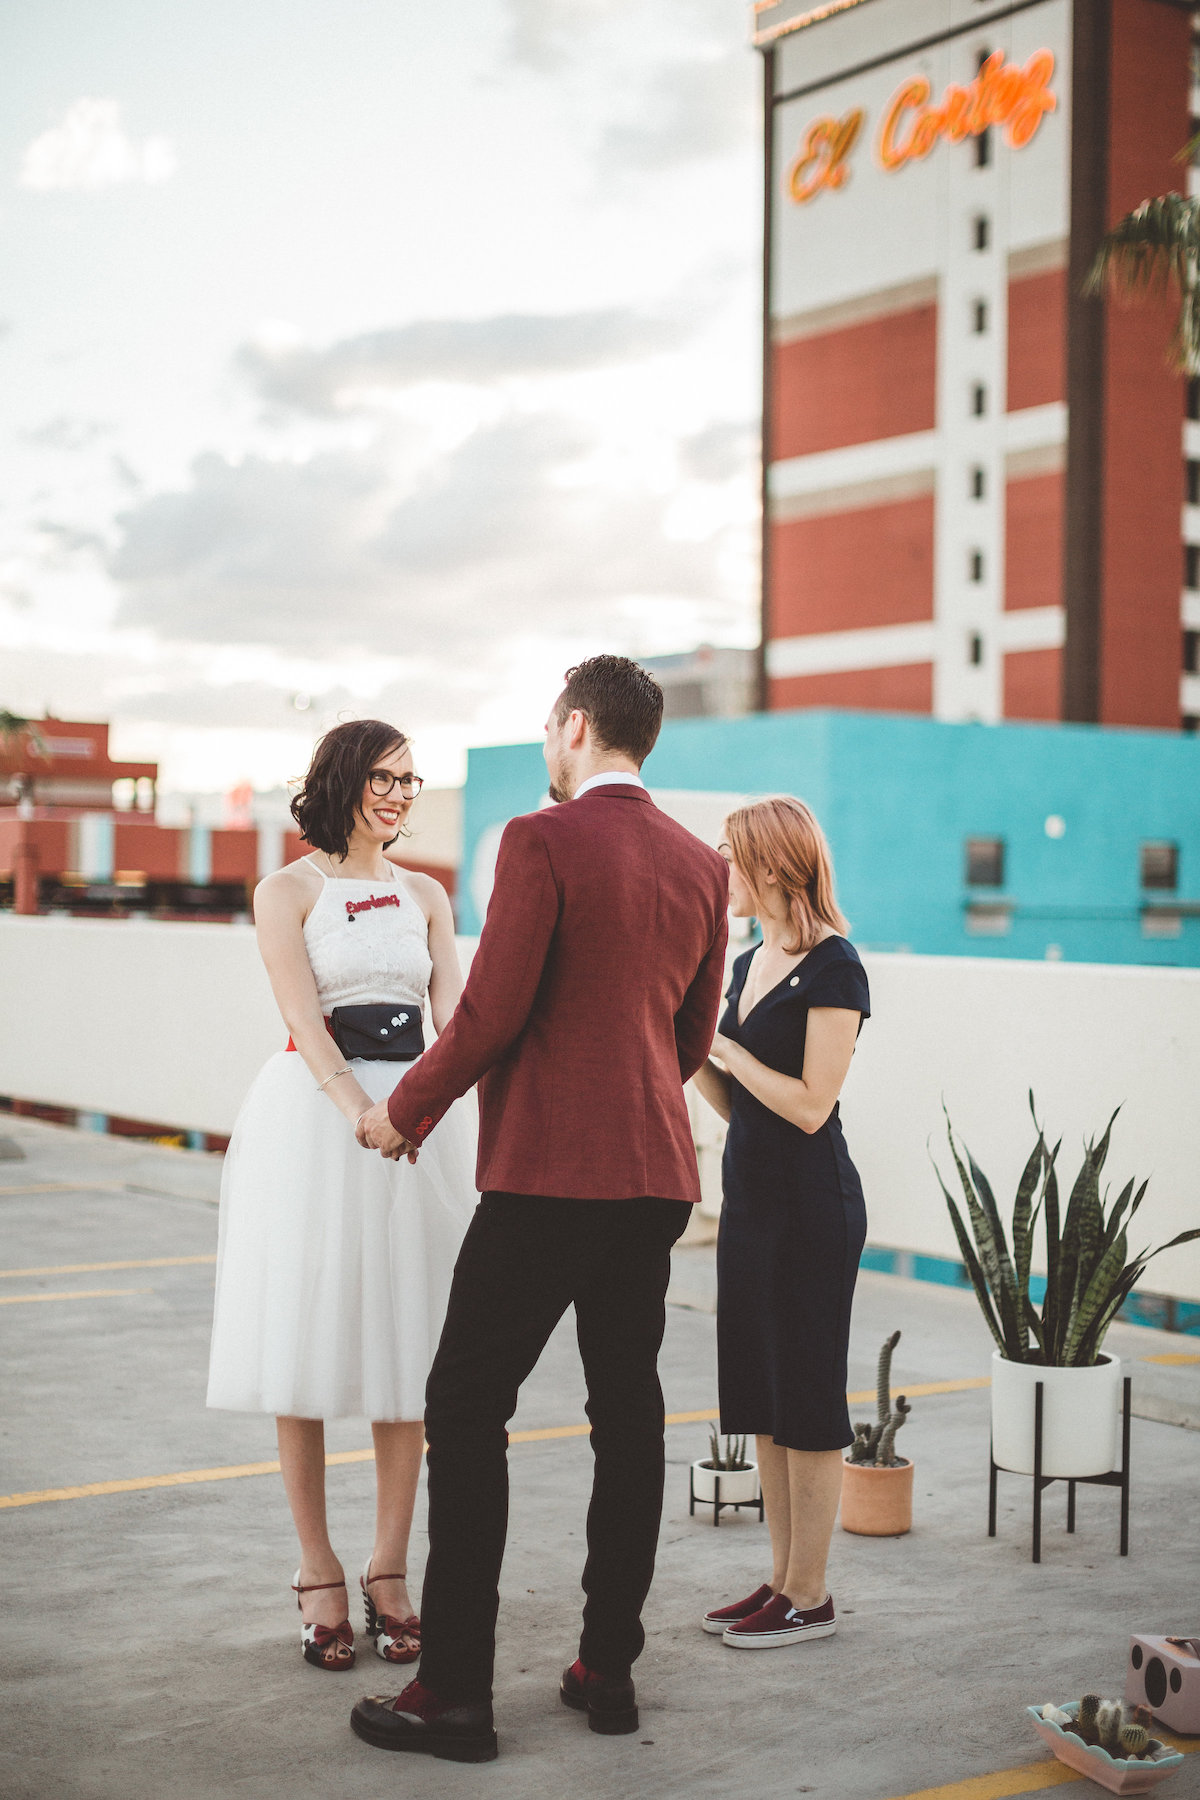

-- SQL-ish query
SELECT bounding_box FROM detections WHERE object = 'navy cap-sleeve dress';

[716,934,870,1453]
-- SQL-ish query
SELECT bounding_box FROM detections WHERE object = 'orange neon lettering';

[875,49,1056,172]
[787,108,865,203]
[877,77,929,170]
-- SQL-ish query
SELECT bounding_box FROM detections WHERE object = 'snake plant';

[933,1094,1200,1366]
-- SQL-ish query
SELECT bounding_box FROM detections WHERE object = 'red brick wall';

[1003,648,1062,720]
[771,494,935,637]
[1099,0,1189,727]
[112,821,186,880]
[1007,271,1066,412]
[1005,473,1064,612]
[771,305,937,460]
[769,663,933,712]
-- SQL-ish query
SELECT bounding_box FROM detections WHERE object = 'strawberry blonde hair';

[723,795,848,954]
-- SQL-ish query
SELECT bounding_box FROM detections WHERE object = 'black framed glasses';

[368,770,424,798]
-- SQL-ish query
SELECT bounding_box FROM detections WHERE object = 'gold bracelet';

[318,1068,352,1091]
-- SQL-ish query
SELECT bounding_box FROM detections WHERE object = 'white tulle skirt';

[206,1051,478,1421]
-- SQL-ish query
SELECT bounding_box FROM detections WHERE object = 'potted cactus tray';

[1029,1701,1184,1794]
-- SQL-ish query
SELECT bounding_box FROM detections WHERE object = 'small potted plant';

[841,1330,914,1536]
[690,1428,761,1524]
[934,1095,1200,1479]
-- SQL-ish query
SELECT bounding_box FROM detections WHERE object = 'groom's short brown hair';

[555,656,664,767]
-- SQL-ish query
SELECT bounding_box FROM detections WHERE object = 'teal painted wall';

[458,710,1200,965]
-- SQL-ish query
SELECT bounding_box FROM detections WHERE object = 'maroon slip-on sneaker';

[701,1582,774,1635]
[723,1591,836,1650]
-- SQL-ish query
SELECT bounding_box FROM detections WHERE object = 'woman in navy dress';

[692,796,869,1652]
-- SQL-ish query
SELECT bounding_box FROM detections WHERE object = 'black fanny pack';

[329,1003,424,1062]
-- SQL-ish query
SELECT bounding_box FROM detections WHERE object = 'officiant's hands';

[356,1101,419,1162]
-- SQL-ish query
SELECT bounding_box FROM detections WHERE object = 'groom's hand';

[357,1100,418,1163]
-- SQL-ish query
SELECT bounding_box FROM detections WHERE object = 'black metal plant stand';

[988,1374,1132,1564]
[689,1465,765,1527]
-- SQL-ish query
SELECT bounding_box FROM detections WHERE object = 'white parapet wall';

[1,917,1197,1302]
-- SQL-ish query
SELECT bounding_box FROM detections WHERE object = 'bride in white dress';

[207,720,477,1672]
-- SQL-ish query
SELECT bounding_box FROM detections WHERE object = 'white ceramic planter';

[991,1350,1121,1477]
[690,1460,760,1506]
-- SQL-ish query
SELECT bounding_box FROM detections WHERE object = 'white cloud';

[18,99,176,192]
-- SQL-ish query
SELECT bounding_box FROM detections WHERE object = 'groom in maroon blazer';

[350,656,728,1763]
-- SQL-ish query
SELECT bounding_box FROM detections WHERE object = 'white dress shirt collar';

[573,770,647,800]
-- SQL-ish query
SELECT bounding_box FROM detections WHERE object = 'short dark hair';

[290,719,409,858]
[554,656,663,766]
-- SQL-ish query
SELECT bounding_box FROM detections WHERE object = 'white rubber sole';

[723,1621,837,1650]
[701,1616,733,1635]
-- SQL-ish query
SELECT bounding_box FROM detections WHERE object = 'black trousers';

[416,1190,691,1703]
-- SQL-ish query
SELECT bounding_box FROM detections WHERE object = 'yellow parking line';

[1142,1352,1200,1365]
[885,1759,1079,1798]
[0,1256,215,1278]
[0,1288,149,1306]
[0,1182,126,1196]
[0,1378,992,1510]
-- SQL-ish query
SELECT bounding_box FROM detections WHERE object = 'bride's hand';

[711,1033,734,1066]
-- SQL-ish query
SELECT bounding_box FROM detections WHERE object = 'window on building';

[968,632,984,665]
[975,128,992,168]
[1186,544,1200,589]
[970,465,986,499]
[966,837,1005,887]
[973,214,990,252]
[1187,462,1200,506]
[969,550,984,582]
[1183,714,1199,735]
[1185,629,1200,675]
[972,299,988,334]
[1188,377,1200,422]
[971,383,987,416]
[1140,842,1179,890]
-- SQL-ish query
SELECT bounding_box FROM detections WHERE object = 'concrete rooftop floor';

[1,1116,1198,1800]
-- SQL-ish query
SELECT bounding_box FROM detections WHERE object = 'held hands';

[355,1100,419,1163]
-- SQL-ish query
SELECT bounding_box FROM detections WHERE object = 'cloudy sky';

[1,0,762,791]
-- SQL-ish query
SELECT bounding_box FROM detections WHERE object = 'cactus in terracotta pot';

[845,1332,912,1466]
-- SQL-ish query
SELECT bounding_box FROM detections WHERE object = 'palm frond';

[1087,194,1200,372]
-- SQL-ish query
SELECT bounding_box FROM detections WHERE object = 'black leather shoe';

[350,1681,498,1763]
[559,1659,639,1735]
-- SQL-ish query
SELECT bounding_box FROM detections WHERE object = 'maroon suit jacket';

[388,784,729,1203]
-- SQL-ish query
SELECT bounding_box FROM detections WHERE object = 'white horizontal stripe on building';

[1000,403,1067,458]
[1183,673,1200,714]
[1185,422,1200,461]
[1183,590,1200,629]
[767,608,1064,680]
[769,405,1066,510]
[768,621,937,678]
[995,606,1065,652]
[769,432,938,505]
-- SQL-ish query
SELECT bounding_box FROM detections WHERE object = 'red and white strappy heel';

[291,1571,356,1671]
[361,1560,421,1664]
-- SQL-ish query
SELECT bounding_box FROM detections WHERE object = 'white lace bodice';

[301,858,433,1013]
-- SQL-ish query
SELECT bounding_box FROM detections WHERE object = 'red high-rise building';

[755,0,1199,731]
